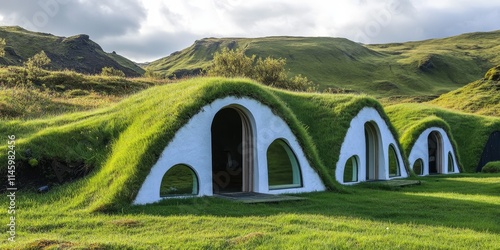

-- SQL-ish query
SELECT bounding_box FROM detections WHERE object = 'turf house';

[7,77,500,209]
[406,127,460,176]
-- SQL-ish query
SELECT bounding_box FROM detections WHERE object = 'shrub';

[0,38,5,57]
[24,50,51,82]
[482,161,500,173]
[5,66,28,86]
[207,48,317,92]
[206,48,255,78]
[254,57,287,86]
[286,74,317,92]
[101,67,125,77]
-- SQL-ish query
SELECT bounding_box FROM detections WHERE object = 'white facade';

[133,96,326,205]
[335,107,408,185]
[407,127,460,175]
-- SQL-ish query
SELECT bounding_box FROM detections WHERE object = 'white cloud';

[0,0,499,62]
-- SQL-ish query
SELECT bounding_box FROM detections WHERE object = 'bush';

[207,48,255,78]
[101,67,125,77]
[286,74,317,92]
[5,66,28,86]
[24,50,51,82]
[254,57,287,85]
[0,38,5,57]
[207,48,317,92]
[482,161,500,173]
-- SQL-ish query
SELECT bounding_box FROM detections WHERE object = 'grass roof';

[1,77,403,211]
[386,103,500,173]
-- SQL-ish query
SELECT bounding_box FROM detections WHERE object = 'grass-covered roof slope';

[386,103,500,173]
[0,77,399,211]
[429,65,500,116]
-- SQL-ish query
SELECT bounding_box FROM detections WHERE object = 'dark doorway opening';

[428,131,442,174]
[211,108,253,194]
[477,131,500,172]
[365,122,381,181]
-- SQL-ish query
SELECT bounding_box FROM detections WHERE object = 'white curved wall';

[408,127,460,175]
[133,96,326,205]
[335,107,408,185]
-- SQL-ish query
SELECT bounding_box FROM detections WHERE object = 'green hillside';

[429,66,500,116]
[0,26,144,76]
[147,31,500,97]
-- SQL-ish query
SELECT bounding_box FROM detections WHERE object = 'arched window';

[389,144,400,177]
[267,139,302,190]
[343,156,359,183]
[160,164,199,197]
[448,152,454,173]
[413,159,424,175]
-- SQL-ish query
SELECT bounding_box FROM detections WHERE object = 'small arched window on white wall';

[388,144,401,177]
[343,156,359,183]
[267,139,302,190]
[413,159,424,176]
[447,152,455,173]
[160,164,199,197]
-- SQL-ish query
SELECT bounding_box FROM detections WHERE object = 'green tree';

[207,48,255,78]
[254,57,288,86]
[0,38,6,57]
[101,66,126,77]
[24,50,51,82]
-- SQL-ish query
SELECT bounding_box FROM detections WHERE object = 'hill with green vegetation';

[146,31,500,97]
[0,67,168,119]
[0,26,144,76]
[429,65,500,116]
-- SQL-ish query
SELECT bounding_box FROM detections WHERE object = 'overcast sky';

[0,0,499,62]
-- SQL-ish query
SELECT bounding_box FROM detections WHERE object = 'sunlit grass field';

[3,173,499,249]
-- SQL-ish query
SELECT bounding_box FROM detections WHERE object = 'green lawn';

[3,173,500,249]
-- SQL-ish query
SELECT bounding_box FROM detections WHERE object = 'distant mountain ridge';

[0,26,144,77]
[146,31,500,97]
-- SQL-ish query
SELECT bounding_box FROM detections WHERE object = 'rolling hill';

[0,26,144,77]
[146,31,500,97]
[429,65,500,116]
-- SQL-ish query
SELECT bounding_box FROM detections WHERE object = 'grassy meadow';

[2,173,499,249]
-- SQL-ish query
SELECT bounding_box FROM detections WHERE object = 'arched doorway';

[477,131,500,172]
[211,107,254,194]
[365,122,381,181]
[428,131,443,174]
